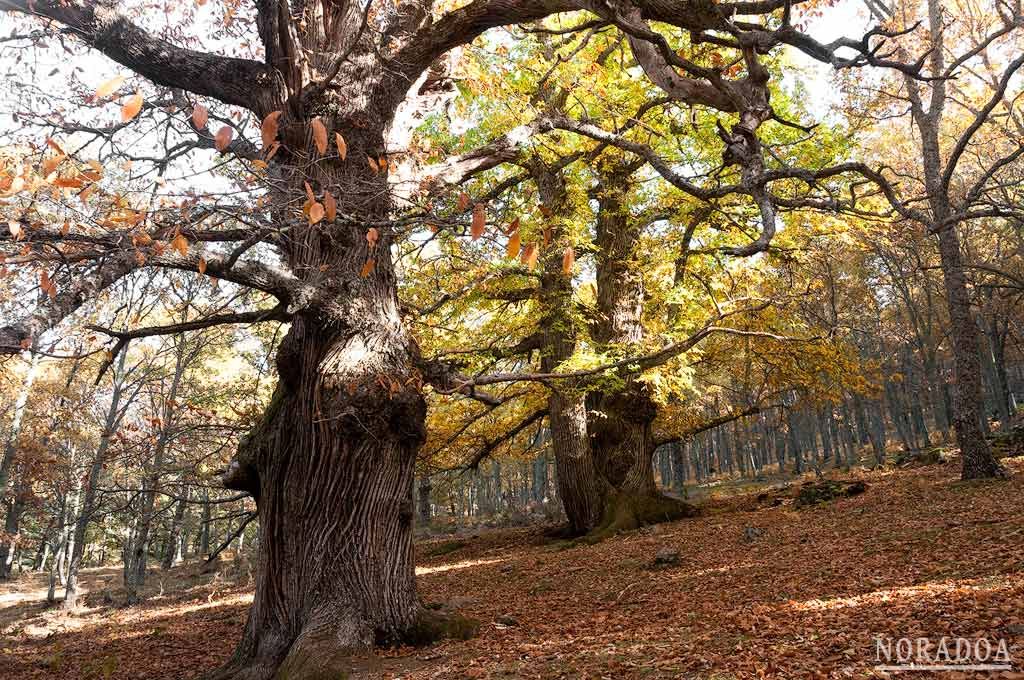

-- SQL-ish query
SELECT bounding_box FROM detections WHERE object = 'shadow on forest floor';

[3,456,1023,679]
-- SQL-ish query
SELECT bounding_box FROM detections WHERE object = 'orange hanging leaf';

[121,91,143,122]
[521,242,539,270]
[95,75,125,100]
[261,110,282,149]
[171,233,189,256]
[214,125,233,152]
[367,155,379,174]
[304,181,315,202]
[366,227,379,250]
[8,221,23,240]
[457,192,471,211]
[335,132,347,160]
[323,191,337,221]
[39,270,57,300]
[308,201,325,225]
[562,246,575,275]
[41,154,66,177]
[506,229,521,259]
[192,104,209,129]
[471,203,486,241]
[360,258,376,277]
[311,117,328,155]
[543,227,552,247]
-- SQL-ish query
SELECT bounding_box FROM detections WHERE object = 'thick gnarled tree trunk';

[214,116,435,675]
[582,165,696,536]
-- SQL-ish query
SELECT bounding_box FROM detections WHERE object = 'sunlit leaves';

[120,91,143,122]
[171,233,189,256]
[94,75,125,100]
[311,117,328,155]
[39,270,56,300]
[214,126,233,152]
[192,104,209,129]
[505,228,521,259]
[562,246,575,275]
[335,132,347,160]
[520,242,538,270]
[471,203,486,240]
[308,201,325,225]
[261,111,282,149]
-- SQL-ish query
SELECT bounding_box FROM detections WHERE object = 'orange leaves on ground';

[214,126,233,152]
[310,117,328,155]
[562,246,575,275]
[261,111,282,149]
[192,104,209,129]
[121,91,143,122]
[335,132,347,160]
[471,204,486,240]
[94,75,125,100]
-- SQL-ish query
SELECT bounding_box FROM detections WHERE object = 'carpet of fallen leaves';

[2,457,1023,680]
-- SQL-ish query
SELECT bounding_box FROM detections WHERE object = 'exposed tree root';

[582,492,699,543]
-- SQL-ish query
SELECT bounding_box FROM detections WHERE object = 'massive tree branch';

[0,0,281,111]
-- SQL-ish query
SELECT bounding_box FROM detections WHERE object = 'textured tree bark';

[531,159,606,536]
[162,489,189,569]
[579,163,696,536]
[934,226,1004,479]
[209,110,472,677]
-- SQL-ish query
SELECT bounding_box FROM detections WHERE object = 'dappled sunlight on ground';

[416,557,506,576]
[786,575,1021,613]
[2,458,1022,678]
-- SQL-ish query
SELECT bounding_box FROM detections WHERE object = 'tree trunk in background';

[582,164,696,535]
[671,442,686,492]
[126,337,188,602]
[530,159,606,536]
[906,0,1003,480]
[417,476,432,525]
[0,345,41,509]
[67,349,129,610]
[162,488,188,569]
[0,492,26,579]
[935,224,1003,478]
[199,490,211,558]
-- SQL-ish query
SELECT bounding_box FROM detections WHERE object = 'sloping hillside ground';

[2,455,1023,680]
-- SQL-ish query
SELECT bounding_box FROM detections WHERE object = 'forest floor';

[2,454,1023,679]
